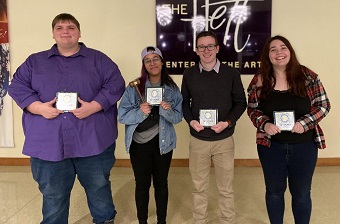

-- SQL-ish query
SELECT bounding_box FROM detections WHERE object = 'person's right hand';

[190,120,204,132]
[264,122,281,136]
[140,102,151,115]
[27,98,63,119]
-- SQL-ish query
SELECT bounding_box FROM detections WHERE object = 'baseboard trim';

[1,158,340,167]
[0,158,31,166]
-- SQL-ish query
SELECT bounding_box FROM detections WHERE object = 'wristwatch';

[226,120,232,128]
[259,121,269,133]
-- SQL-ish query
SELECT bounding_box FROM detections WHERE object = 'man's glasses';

[144,57,161,66]
[196,44,217,52]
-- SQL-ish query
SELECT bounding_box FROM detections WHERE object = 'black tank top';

[259,90,314,144]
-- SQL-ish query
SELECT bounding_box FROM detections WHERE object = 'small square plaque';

[199,109,218,127]
[146,87,163,105]
[273,110,295,131]
[56,92,78,111]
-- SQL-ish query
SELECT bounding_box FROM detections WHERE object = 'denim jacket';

[118,79,183,154]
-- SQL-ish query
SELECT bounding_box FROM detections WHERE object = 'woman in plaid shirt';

[247,35,330,224]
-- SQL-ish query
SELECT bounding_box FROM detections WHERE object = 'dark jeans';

[31,144,117,224]
[130,135,173,224]
[257,141,318,224]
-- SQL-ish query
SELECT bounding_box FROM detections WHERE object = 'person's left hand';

[160,101,171,110]
[71,97,102,119]
[291,122,304,134]
[211,121,229,133]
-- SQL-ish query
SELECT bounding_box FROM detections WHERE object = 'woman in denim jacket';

[118,46,182,224]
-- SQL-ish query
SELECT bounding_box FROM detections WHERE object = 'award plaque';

[273,110,295,131]
[56,92,78,111]
[199,109,218,127]
[146,87,163,105]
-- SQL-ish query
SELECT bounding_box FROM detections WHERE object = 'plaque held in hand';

[199,109,218,127]
[146,87,163,105]
[56,92,78,112]
[273,110,295,131]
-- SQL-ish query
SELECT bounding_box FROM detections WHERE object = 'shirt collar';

[47,42,87,58]
[199,59,220,73]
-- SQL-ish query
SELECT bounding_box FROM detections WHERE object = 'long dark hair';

[137,48,176,95]
[0,0,7,21]
[258,35,306,98]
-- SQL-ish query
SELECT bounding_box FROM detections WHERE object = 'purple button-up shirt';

[9,43,125,161]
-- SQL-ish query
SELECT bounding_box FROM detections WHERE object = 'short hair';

[52,13,80,30]
[196,31,219,46]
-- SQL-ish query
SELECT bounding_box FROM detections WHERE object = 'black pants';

[130,135,173,224]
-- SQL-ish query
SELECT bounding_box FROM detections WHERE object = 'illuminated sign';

[156,0,272,74]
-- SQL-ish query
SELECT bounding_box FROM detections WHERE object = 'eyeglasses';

[144,57,161,66]
[196,44,217,52]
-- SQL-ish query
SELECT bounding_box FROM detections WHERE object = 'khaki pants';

[189,135,235,224]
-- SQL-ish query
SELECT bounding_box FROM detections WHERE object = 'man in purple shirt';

[8,13,125,224]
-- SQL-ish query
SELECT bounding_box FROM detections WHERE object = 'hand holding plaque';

[273,110,295,131]
[146,87,163,105]
[199,109,218,127]
[56,92,78,112]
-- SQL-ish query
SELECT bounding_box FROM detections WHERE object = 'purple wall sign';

[156,0,272,74]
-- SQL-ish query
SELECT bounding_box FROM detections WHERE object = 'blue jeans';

[257,141,318,224]
[31,143,117,224]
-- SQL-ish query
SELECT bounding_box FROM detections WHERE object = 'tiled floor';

[0,166,339,224]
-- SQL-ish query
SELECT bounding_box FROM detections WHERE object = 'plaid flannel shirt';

[247,66,331,149]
